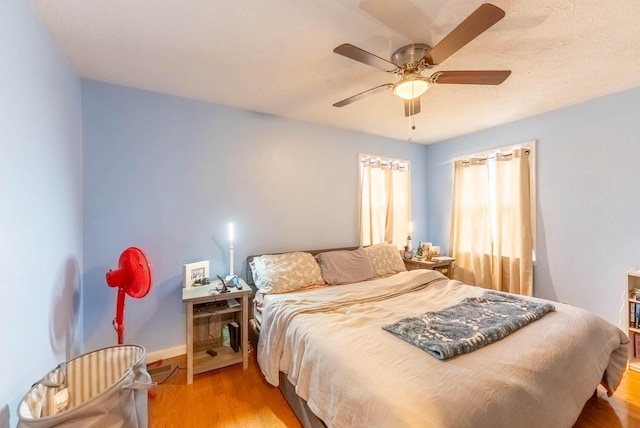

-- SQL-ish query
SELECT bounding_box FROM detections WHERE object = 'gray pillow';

[315,248,374,285]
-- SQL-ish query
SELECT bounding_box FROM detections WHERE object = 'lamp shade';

[393,76,429,100]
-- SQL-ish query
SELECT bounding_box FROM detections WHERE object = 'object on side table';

[228,222,235,279]
[184,260,210,288]
[432,256,455,262]
[222,324,231,346]
[403,246,413,260]
[217,274,230,293]
[228,321,240,352]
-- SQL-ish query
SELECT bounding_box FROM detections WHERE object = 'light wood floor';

[149,352,640,427]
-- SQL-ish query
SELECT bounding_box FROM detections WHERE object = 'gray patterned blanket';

[383,291,555,360]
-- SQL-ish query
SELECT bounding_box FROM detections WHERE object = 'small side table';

[404,257,455,279]
[182,278,252,384]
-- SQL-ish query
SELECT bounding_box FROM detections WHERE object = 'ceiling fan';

[333,3,511,117]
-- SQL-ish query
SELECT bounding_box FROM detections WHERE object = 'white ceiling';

[29,0,640,144]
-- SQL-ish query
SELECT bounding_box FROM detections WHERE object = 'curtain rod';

[361,157,409,170]
[459,148,530,165]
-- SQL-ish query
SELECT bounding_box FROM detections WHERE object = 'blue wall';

[425,87,640,327]
[81,81,428,354]
[5,3,638,418]
[0,0,82,422]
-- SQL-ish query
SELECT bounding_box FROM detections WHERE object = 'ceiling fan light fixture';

[393,76,429,100]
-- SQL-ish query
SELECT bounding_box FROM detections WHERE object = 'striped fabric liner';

[66,345,142,409]
[21,363,68,418]
[20,345,144,419]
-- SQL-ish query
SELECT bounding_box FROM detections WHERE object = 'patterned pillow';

[250,252,325,294]
[364,243,407,278]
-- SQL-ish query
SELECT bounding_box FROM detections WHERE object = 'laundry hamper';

[17,345,155,428]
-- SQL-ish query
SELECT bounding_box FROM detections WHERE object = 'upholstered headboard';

[245,246,359,286]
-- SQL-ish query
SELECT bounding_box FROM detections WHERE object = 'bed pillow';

[315,248,374,285]
[250,252,325,294]
[364,243,407,278]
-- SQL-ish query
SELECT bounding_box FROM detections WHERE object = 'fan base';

[392,43,431,67]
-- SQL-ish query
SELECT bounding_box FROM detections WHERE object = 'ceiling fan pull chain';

[410,93,416,130]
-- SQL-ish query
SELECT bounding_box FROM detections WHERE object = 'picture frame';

[418,242,432,250]
[183,260,210,288]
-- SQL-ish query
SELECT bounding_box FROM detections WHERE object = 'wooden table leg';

[186,301,194,384]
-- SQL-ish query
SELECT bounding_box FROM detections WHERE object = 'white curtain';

[492,149,533,295]
[450,158,493,288]
[360,157,410,249]
[450,149,533,295]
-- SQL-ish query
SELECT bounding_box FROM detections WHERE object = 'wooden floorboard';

[148,352,301,428]
[149,352,640,427]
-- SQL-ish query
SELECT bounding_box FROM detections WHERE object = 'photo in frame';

[183,260,210,288]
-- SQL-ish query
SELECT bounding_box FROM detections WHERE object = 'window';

[359,154,411,249]
[450,141,535,295]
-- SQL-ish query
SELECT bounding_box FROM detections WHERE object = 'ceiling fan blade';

[425,3,505,66]
[430,70,511,85]
[333,44,398,72]
[333,84,393,107]
[404,98,421,117]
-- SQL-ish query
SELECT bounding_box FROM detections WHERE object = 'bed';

[247,245,629,428]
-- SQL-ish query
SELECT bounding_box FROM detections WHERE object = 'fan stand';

[113,287,127,344]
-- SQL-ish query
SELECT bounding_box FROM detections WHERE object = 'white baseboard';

[146,344,186,364]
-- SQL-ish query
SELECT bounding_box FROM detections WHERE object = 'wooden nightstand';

[182,278,252,384]
[404,257,455,279]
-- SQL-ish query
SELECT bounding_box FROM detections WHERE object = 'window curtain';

[450,158,493,288]
[360,157,410,249]
[492,149,533,295]
[450,149,533,295]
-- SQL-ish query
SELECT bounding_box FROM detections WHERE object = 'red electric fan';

[106,247,152,344]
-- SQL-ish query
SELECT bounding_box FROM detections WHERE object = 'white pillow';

[250,252,325,294]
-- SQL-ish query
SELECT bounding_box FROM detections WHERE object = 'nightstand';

[403,257,455,279]
[628,270,640,373]
[182,278,252,384]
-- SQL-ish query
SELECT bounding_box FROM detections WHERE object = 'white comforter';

[257,270,629,428]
